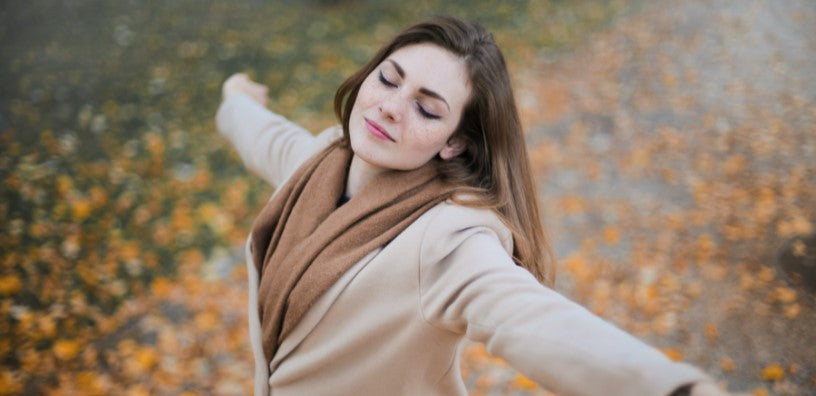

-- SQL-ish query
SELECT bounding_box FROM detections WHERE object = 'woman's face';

[348,43,471,171]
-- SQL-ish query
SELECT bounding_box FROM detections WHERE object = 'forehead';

[386,43,471,108]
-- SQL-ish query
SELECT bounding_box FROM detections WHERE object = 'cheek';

[408,124,453,152]
[355,77,380,109]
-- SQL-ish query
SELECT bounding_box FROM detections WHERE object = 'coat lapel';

[268,248,382,371]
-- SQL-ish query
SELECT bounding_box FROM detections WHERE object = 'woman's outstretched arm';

[215,73,339,187]
[417,206,734,396]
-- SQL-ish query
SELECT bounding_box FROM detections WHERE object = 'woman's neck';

[345,154,386,198]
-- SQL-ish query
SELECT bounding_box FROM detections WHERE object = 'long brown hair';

[334,16,555,285]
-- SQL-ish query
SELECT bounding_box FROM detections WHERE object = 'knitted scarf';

[250,141,455,362]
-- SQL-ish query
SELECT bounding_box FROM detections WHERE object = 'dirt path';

[464,0,816,394]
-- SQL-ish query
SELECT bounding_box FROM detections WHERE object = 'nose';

[378,92,404,123]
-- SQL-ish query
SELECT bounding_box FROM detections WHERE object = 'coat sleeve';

[417,209,712,396]
[215,92,341,187]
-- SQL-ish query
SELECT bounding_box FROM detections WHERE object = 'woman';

[217,16,730,396]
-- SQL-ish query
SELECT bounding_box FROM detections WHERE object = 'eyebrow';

[386,59,450,112]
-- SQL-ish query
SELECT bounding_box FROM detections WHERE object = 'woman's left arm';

[215,73,339,187]
[417,211,726,396]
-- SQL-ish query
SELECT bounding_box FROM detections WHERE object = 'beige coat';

[216,93,711,396]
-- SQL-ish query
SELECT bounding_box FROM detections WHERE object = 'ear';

[439,135,467,160]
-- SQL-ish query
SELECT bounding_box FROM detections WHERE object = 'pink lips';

[364,118,395,142]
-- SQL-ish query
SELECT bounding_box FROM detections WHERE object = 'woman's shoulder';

[419,199,514,258]
[314,124,344,148]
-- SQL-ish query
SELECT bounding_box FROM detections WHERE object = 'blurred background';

[1,0,814,395]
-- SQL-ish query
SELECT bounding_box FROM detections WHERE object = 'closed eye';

[417,105,441,120]
[379,70,441,120]
[378,71,397,88]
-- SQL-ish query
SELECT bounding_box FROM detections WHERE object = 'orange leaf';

[53,339,81,361]
[661,348,683,362]
[720,357,735,372]
[704,322,719,342]
[603,226,620,245]
[151,277,173,299]
[0,275,21,295]
[510,373,538,390]
[760,363,785,381]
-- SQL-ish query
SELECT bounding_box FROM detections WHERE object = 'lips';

[364,118,395,142]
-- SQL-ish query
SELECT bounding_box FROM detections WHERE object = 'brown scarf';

[250,141,455,362]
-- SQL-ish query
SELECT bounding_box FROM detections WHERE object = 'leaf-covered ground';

[484,1,816,395]
[1,0,814,395]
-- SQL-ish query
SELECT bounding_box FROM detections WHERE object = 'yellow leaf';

[198,202,233,234]
[76,371,107,394]
[661,348,683,362]
[510,373,538,390]
[134,347,158,372]
[197,202,219,221]
[760,363,785,381]
[53,339,81,360]
[704,322,719,342]
[0,371,23,395]
[57,175,73,196]
[194,311,219,332]
[120,241,140,261]
[0,275,21,295]
[752,388,768,396]
[720,357,735,372]
[71,199,92,220]
[559,196,586,214]
[465,344,489,364]
[757,266,775,283]
[77,265,99,287]
[722,154,746,176]
[695,234,715,262]
[171,205,194,233]
[151,277,173,298]
[784,303,800,319]
[490,355,508,366]
[179,249,205,268]
[773,287,797,304]
[603,226,620,245]
[38,315,57,338]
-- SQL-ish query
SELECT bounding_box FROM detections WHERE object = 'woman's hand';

[222,73,269,107]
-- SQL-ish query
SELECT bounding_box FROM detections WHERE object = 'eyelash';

[378,71,397,88]
[378,71,441,120]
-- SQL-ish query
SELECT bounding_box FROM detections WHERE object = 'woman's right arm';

[215,73,321,187]
[417,205,734,396]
